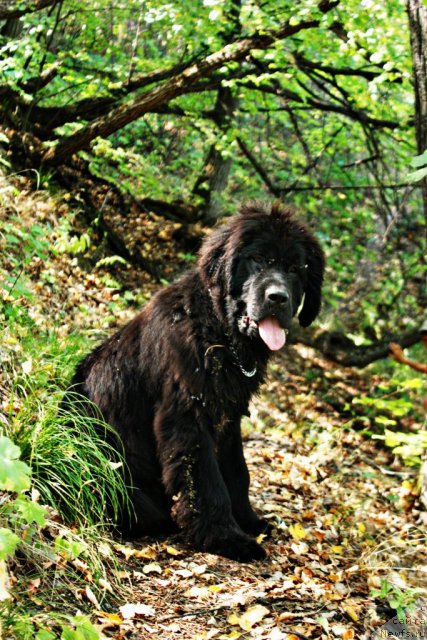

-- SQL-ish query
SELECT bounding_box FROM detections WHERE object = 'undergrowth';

[0,196,135,638]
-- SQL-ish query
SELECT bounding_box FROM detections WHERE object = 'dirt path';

[102,348,425,639]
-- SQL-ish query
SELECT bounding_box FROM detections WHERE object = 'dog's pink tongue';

[258,316,286,351]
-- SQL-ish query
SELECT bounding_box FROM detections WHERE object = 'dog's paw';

[240,517,274,537]
[202,530,267,562]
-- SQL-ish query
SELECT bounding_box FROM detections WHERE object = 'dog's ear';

[198,227,230,287]
[298,236,325,328]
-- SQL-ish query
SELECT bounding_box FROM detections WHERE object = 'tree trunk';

[193,86,238,223]
[406,0,427,520]
[193,0,241,223]
[407,0,427,223]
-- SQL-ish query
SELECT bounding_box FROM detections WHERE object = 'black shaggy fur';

[66,202,325,561]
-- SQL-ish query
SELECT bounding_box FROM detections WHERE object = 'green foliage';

[6,383,131,529]
[0,435,32,492]
[54,219,92,256]
[348,367,426,466]
[407,150,427,183]
[0,0,423,336]
[374,429,427,466]
[371,578,423,624]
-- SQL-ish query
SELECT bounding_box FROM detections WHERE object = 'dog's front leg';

[154,404,266,562]
[218,422,272,536]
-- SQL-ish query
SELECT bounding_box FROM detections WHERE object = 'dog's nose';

[265,285,289,306]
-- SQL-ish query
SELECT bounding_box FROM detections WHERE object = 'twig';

[357,454,415,477]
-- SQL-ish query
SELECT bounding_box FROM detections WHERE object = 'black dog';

[66,201,325,561]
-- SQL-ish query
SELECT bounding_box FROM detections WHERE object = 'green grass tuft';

[7,386,131,531]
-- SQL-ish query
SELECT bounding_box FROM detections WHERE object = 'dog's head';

[198,201,325,350]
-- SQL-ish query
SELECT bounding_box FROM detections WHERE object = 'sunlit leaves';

[0,436,31,493]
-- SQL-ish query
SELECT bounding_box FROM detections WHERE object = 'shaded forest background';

[0,1,426,639]
[0,0,425,353]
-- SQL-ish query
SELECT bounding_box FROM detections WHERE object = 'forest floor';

[1,171,426,640]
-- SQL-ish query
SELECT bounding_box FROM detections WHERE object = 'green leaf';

[0,528,20,560]
[15,495,47,526]
[407,167,427,183]
[55,536,87,560]
[61,616,100,640]
[36,630,57,640]
[404,378,423,389]
[410,150,427,168]
[0,436,31,492]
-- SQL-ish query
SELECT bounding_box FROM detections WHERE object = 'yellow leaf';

[134,546,156,559]
[208,584,223,593]
[331,545,343,554]
[288,523,307,540]
[166,545,181,556]
[219,632,242,639]
[97,611,123,626]
[114,543,138,560]
[256,533,267,544]
[344,605,359,622]
[357,522,366,534]
[227,613,241,626]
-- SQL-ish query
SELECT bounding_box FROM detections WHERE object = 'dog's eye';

[250,255,265,266]
[288,264,308,273]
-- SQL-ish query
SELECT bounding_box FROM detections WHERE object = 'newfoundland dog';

[66,201,325,561]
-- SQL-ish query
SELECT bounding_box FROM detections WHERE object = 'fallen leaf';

[288,523,307,540]
[142,562,162,574]
[134,546,157,559]
[119,603,155,619]
[0,560,10,601]
[84,585,100,609]
[331,545,343,554]
[98,577,113,593]
[22,358,32,374]
[175,569,193,578]
[184,585,210,598]
[290,541,309,555]
[343,605,359,622]
[228,604,270,631]
[208,584,223,593]
[97,611,122,627]
[165,545,181,556]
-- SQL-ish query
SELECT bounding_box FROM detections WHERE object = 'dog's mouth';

[240,315,288,351]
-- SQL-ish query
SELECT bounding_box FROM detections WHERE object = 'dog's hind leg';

[120,484,176,537]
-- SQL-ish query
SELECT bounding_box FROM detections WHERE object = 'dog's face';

[198,202,325,351]
[229,234,309,350]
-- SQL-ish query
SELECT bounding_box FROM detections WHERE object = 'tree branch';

[291,327,421,367]
[0,0,59,19]
[236,137,280,196]
[41,17,329,165]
